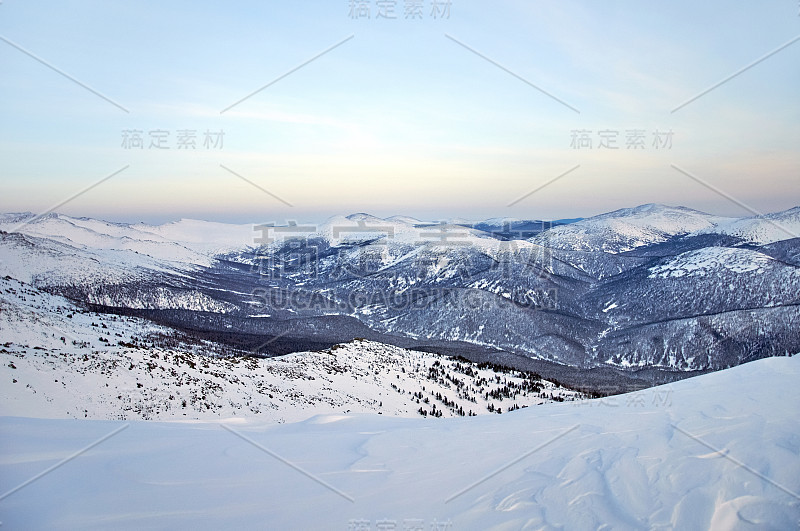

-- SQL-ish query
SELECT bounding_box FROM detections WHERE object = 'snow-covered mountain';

[531,204,731,253]
[1,204,798,372]
[0,276,583,422]
[0,212,256,263]
[2,205,799,529]
[694,206,800,244]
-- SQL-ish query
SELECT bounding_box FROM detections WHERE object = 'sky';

[0,0,798,224]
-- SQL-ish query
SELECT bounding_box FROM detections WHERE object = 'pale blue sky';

[1,0,798,224]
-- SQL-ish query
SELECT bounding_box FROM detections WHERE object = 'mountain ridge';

[2,203,798,373]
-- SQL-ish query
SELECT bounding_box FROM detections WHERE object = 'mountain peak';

[601,203,710,218]
[534,204,727,253]
[345,213,386,223]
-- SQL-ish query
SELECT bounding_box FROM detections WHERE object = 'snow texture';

[0,355,798,529]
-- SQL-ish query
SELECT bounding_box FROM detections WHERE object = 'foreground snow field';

[1,355,798,530]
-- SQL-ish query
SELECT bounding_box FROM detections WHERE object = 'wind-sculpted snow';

[0,354,797,529]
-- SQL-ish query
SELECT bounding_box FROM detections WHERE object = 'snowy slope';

[0,276,582,422]
[0,355,797,529]
[694,206,800,244]
[0,231,169,286]
[533,204,731,253]
[131,218,258,255]
[0,232,236,312]
[591,245,800,325]
[0,212,253,263]
[648,246,777,279]
[0,213,212,275]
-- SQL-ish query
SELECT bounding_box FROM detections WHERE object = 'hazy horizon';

[3,201,799,228]
[2,1,798,224]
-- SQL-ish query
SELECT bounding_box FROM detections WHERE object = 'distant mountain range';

[1,203,798,376]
